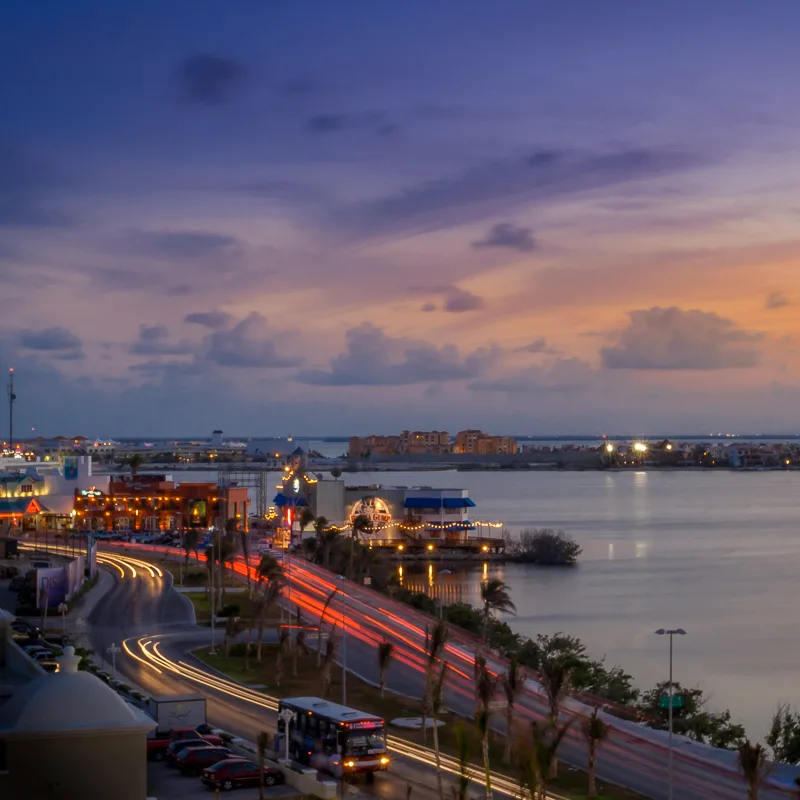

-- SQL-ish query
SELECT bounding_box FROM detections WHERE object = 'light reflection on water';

[384,468,800,738]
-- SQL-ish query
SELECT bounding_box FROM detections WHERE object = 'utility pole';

[7,367,15,452]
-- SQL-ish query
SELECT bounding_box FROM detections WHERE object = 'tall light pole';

[655,627,686,800]
[107,641,120,680]
[7,367,15,452]
[337,575,347,705]
[438,569,452,620]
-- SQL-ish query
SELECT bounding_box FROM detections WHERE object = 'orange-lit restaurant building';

[73,475,250,531]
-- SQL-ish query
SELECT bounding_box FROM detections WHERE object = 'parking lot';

[147,761,299,800]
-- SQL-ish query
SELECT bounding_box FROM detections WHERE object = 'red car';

[174,746,231,776]
[201,758,285,792]
[148,727,224,761]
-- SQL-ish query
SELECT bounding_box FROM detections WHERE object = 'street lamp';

[336,575,347,705]
[107,641,121,681]
[438,569,452,620]
[655,627,687,800]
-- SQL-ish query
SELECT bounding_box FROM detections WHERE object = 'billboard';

[349,496,392,527]
[37,566,68,609]
[66,555,85,599]
[87,538,97,579]
[64,457,78,480]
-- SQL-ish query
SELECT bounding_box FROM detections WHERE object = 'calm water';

[169,465,799,737]
[352,468,800,739]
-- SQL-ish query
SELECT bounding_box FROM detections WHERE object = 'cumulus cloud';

[410,285,485,313]
[765,290,790,310]
[515,337,560,355]
[344,147,703,236]
[203,313,304,368]
[295,323,495,386]
[601,307,762,370]
[18,326,84,360]
[176,54,247,104]
[473,222,536,253]
[130,325,193,356]
[184,311,234,330]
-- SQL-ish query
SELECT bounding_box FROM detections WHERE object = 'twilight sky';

[3,0,800,437]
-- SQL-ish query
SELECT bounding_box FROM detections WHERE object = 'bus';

[277,697,389,777]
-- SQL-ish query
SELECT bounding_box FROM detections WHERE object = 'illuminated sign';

[80,488,103,498]
[347,721,382,730]
[349,497,392,527]
[292,478,300,494]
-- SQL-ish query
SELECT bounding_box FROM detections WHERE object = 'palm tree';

[317,587,338,667]
[254,578,283,663]
[540,655,577,779]
[275,627,290,687]
[422,621,448,741]
[257,553,282,584]
[257,731,270,800]
[502,656,523,764]
[313,516,338,570]
[518,719,574,800]
[127,454,143,476]
[452,724,474,800]
[738,739,771,800]
[431,662,449,800]
[378,639,395,698]
[299,507,315,533]
[582,708,610,798]
[216,536,238,606]
[321,624,339,698]
[224,615,241,658]
[480,579,516,642]
[349,513,372,580]
[475,661,497,800]
[183,529,199,567]
[239,529,252,595]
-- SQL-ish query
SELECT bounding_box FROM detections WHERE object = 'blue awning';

[404,497,475,509]
[443,498,476,508]
[404,498,442,509]
[273,493,309,508]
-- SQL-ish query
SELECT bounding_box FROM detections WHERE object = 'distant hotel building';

[349,429,517,457]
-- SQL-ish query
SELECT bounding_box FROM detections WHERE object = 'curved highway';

[90,543,800,799]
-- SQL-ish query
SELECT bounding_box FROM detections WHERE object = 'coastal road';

[102,544,800,800]
[78,549,459,800]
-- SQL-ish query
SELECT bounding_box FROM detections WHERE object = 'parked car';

[11,619,39,636]
[174,746,231,776]
[166,739,214,766]
[200,758,284,791]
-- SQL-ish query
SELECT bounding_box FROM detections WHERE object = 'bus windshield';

[345,727,386,755]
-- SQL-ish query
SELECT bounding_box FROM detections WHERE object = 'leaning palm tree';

[317,587,339,667]
[349,513,372,580]
[582,707,610,798]
[475,662,497,800]
[431,662,449,800]
[320,624,339,698]
[738,739,771,800]
[502,656,523,764]
[452,723,474,800]
[540,655,577,779]
[299,507,316,533]
[518,718,574,800]
[378,639,395,698]
[257,553,282,584]
[239,529,252,595]
[422,621,448,741]
[480,579,516,642]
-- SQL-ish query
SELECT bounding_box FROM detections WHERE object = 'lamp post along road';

[655,627,687,800]
[278,708,296,762]
[107,642,121,681]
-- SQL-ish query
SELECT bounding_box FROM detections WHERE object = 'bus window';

[345,728,386,755]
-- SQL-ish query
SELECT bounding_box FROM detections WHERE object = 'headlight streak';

[131,633,529,799]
